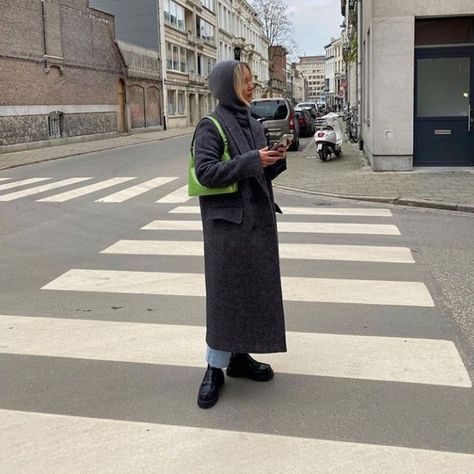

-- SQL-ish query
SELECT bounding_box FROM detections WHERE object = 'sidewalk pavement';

[274,141,474,213]
[1,128,473,213]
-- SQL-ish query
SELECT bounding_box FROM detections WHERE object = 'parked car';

[296,101,319,119]
[250,97,300,151]
[295,107,315,137]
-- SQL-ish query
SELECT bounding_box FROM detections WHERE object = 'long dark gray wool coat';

[194,60,287,353]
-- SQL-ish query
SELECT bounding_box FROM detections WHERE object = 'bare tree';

[252,0,296,53]
[252,0,298,96]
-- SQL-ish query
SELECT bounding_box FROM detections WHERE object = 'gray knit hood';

[207,60,249,115]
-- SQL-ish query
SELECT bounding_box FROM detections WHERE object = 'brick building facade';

[0,0,163,150]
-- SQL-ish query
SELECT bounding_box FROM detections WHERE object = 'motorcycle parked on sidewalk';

[314,112,344,161]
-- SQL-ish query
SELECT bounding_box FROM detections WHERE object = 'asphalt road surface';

[0,135,473,472]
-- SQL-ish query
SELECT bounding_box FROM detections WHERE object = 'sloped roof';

[116,40,161,81]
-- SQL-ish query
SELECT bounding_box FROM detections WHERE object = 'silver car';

[250,98,300,151]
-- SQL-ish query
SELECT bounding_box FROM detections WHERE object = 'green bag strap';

[206,115,229,152]
[191,115,229,158]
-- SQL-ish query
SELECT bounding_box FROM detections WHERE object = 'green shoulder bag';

[188,115,238,197]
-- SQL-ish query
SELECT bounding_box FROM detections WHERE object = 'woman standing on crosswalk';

[193,60,288,409]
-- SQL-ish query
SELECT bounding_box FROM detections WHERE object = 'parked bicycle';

[345,109,358,143]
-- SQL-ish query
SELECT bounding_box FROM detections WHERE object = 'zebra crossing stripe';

[95,177,179,203]
[169,206,393,217]
[101,240,415,263]
[281,207,393,217]
[0,315,469,386]
[0,177,51,192]
[156,185,193,203]
[142,220,401,235]
[42,269,434,306]
[2,410,473,472]
[37,177,136,202]
[0,178,92,201]
[0,178,9,181]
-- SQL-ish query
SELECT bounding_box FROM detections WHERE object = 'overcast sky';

[286,0,343,57]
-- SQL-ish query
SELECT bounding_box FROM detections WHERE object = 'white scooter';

[314,112,344,161]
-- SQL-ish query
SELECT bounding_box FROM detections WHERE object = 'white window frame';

[166,42,187,73]
[164,0,185,32]
[201,0,214,12]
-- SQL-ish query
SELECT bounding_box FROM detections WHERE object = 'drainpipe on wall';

[357,0,363,150]
[157,0,167,130]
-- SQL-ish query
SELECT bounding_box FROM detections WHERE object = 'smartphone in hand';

[272,134,294,150]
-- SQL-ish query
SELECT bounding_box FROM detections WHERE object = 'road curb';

[274,184,474,214]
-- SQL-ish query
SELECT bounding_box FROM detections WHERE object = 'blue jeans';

[206,345,231,369]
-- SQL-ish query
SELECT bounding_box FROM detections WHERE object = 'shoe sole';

[226,368,274,382]
[197,395,218,409]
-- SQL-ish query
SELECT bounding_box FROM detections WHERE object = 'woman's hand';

[259,146,287,168]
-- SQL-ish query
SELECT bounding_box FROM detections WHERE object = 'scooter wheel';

[318,149,329,161]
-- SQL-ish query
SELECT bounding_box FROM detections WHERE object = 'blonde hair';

[233,62,252,105]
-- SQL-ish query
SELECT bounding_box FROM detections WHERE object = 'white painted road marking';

[142,219,401,235]
[170,206,393,217]
[37,177,136,202]
[0,177,51,192]
[101,239,415,263]
[0,178,92,201]
[42,269,434,306]
[95,177,178,203]
[2,410,473,473]
[156,185,192,203]
[0,316,468,386]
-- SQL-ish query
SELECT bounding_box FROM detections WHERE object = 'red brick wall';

[0,0,127,145]
[0,0,44,58]
[0,59,124,106]
[0,0,124,107]
[270,46,287,85]
[0,0,163,146]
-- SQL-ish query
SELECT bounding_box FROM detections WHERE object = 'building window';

[48,111,63,138]
[197,54,215,76]
[201,0,214,12]
[166,42,187,72]
[197,17,214,42]
[164,0,185,31]
[173,45,179,70]
[168,90,176,115]
[178,92,185,115]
